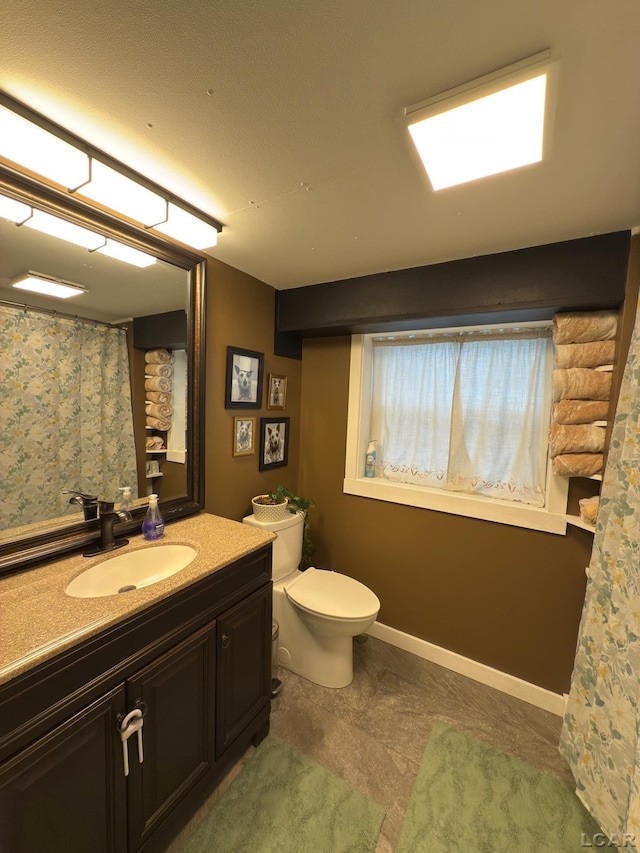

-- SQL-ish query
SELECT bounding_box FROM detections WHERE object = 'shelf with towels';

[145,472,164,479]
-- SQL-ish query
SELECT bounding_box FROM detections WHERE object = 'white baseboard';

[368,621,565,717]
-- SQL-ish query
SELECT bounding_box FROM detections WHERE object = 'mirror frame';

[0,165,206,576]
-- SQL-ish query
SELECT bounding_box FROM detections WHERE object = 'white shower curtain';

[560,294,640,849]
[0,305,138,530]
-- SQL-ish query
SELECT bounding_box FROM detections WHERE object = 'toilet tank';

[242,511,303,581]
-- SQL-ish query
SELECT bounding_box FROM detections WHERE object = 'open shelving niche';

[143,350,188,495]
[563,412,607,534]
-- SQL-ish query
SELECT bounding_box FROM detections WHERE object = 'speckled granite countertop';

[0,512,274,687]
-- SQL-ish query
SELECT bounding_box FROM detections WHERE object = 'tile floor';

[168,636,574,852]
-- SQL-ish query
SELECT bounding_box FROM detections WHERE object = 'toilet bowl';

[242,512,380,688]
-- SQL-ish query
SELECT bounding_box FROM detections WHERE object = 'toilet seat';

[285,568,380,620]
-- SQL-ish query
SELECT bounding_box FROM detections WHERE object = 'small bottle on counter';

[118,486,134,513]
[365,440,377,478]
[142,494,165,540]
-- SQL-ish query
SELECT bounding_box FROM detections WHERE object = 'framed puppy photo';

[225,346,263,409]
[267,373,287,410]
[232,417,255,457]
[259,417,290,471]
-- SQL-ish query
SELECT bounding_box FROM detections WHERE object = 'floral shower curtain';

[560,295,640,849]
[0,305,138,530]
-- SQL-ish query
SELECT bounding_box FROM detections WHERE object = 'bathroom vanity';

[0,513,275,853]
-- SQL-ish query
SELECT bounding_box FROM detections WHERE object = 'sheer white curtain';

[370,328,553,506]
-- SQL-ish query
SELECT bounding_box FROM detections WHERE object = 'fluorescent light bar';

[96,238,157,268]
[0,93,224,249]
[20,207,156,268]
[154,202,218,249]
[11,271,87,299]
[24,209,105,250]
[0,105,90,189]
[0,193,31,223]
[77,160,167,227]
[405,52,556,190]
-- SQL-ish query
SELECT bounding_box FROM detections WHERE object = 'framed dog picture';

[259,417,290,471]
[267,373,287,410]
[225,346,263,409]
[232,417,255,457]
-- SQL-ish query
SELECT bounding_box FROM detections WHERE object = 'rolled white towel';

[554,340,616,369]
[552,311,618,345]
[552,369,612,402]
[548,423,606,457]
[146,402,173,419]
[551,400,610,425]
[145,363,173,378]
[145,376,172,394]
[552,453,603,477]
[146,415,171,431]
[579,495,600,525]
[145,390,172,405]
[145,348,172,364]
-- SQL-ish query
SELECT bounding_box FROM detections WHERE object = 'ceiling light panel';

[405,52,557,191]
[11,271,86,299]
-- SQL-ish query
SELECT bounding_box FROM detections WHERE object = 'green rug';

[182,734,385,852]
[397,721,604,853]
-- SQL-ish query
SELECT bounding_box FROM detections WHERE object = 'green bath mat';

[397,721,604,853]
[182,734,384,853]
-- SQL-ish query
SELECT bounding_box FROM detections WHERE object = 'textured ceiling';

[1,0,640,291]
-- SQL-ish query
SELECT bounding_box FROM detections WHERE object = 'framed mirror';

[0,167,206,576]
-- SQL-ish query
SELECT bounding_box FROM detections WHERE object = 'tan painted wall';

[298,336,594,694]
[202,238,638,695]
[203,257,301,521]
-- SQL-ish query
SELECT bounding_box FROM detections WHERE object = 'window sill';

[343,476,568,535]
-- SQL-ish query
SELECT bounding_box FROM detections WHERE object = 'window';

[345,322,569,534]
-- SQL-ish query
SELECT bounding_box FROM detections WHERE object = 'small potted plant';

[251,492,289,522]
[267,485,317,570]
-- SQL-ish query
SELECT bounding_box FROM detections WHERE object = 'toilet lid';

[285,568,380,619]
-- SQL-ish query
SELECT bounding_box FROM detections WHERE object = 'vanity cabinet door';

[126,621,216,852]
[215,585,271,759]
[0,684,127,853]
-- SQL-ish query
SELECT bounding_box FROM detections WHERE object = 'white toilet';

[242,511,380,688]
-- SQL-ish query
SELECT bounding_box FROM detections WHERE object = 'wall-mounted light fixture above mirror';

[0,91,223,251]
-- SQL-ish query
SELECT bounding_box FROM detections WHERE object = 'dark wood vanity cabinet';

[216,585,271,758]
[0,685,128,853]
[0,546,272,853]
[126,621,217,851]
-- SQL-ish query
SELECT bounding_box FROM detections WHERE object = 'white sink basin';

[65,544,198,598]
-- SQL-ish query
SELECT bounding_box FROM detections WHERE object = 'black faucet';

[62,490,99,520]
[83,501,132,557]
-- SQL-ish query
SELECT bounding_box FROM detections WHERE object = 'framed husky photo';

[267,373,287,410]
[259,417,289,471]
[225,346,263,408]
[232,417,255,456]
